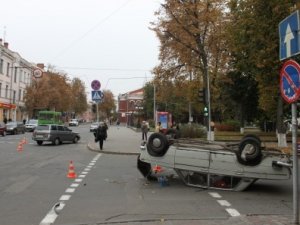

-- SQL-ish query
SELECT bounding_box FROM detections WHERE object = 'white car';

[25,119,38,132]
[69,119,79,126]
[90,122,99,132]
[137,133,291,191]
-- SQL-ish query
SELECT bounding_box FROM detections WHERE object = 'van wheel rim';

[153,138,161,148]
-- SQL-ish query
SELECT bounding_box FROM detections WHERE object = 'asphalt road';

[0,124,295,225]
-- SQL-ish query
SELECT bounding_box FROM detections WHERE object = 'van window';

[57,126,65,131]
[51,125,57,131]
[36,125,50,131]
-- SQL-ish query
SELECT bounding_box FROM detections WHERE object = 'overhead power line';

[50,0,133,62]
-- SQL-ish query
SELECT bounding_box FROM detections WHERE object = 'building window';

[5,85,8,98]
[19,70,23,82]
[23,90,26,101]
[13,90,16,103]
[14,67,17,83]
[0,83,2,97]
[19,89,21,101]
[6,62,10,77]
[0,59,3,74]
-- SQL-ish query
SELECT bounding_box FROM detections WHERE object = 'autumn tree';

[24,70,87,118]
[70,78,88,116]
[225,0,296,144]
[151,0,229,125]
[98,90,116,119]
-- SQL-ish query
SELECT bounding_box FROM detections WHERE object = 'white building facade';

[0,40,33,122]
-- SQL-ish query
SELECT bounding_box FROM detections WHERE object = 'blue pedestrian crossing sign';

[91,90,104,103]
[279,10,300,61]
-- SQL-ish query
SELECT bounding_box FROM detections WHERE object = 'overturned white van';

[137,133,291,191]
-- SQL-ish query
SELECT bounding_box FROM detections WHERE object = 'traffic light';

[92,104,96,113]
[204,106,208,117]
[198,88,206,103]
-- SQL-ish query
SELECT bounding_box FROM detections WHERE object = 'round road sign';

[280,59,300,104]
[91,80,101,90]
[33,69,43,78]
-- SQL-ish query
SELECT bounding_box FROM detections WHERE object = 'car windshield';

[27,120,38,124]
[6,122,17,126]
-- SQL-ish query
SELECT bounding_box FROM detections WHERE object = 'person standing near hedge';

[141,121,149,141]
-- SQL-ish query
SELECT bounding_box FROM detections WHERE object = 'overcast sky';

[0,0,162,100]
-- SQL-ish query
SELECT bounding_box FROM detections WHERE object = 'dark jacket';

[95,125,107,140]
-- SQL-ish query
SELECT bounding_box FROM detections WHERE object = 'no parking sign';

[280,59,300,103]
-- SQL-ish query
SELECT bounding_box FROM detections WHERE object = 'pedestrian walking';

[94,122,108,150]
[155,121,163,133]
[141,121,149,141]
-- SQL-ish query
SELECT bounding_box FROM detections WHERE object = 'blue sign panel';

[91,90,104,103]
[279,10,300,60]
[280,60,300,103]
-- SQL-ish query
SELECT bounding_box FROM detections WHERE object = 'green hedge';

[179,123,207,138]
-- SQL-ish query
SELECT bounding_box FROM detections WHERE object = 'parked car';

[137,133,291,191]
[32,124,80,146]
[69,119,79,126]
[25,119,38,132]
[0,122,6,136]
[6,122,26,135]
[90,122,100,132]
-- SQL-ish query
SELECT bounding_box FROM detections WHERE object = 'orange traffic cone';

[17,142,23,152]
[153,165,163,174]
[21,137,27,144]
[67,161,77,179]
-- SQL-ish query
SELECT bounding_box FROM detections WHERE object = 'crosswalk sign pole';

[96,103,99,122]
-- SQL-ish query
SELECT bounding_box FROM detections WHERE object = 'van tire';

[237,135,262,166]
[147,133,169,157]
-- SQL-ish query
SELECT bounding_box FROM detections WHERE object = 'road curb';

[87,142,139,156]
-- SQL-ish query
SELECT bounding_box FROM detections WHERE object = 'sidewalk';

[87,125,141,155]
[86,126,295,225]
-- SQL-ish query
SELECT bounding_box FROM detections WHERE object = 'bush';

[215,120,239,131]
[179,123,207,138]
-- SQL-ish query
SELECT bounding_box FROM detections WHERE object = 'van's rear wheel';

[146,133,169,157]
[237,135,262,166]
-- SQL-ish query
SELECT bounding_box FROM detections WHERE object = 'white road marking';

[226,208,241,217]
[39,153,102,225]
[59,195,71,201]
[65,188,75,193]
[81,171,88,174]
[208,192,241,218]
[209,192,222,198]
[70,183,79,188]
[84,168,91,171]
[217,200,231,207]
[40,202,65,225]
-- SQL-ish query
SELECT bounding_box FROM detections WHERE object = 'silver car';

[90,122,99,132]
[137,133,291,191]
[32,124,80,146]
[25,119,38,132]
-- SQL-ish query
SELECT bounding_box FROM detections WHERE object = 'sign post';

[91,80,102,122]
[280,59,300,224]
